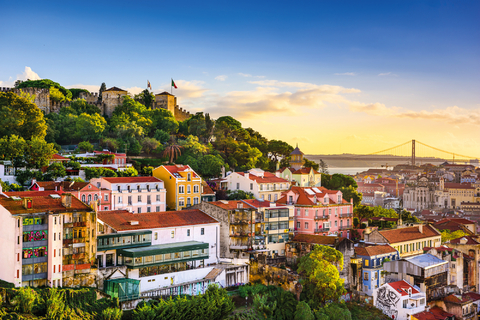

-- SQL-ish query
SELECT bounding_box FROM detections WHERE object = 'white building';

[91,177,167,213]
[96,209,249,296]
[374,280,426,320]
[224,168,290,201]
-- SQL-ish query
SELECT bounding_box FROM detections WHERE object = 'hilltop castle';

[0,86,191,121]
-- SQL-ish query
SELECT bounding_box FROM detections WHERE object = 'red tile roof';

[51,154,69,161]
[104,86,127,92]
[433,220,474,235]
[237,171,288,184]
[201,181,215,195]
[291,234,346,246]
[101,177,163,184]
[277,186,347,206]
[98,209,218,231]
[387,280,419,296]
[33,181,62,190]
[207,200,255,211]
[463,292,480,301]
[413,306,454,320]
[292,167,320,175]
[0,192,91,214]
[162,165,199,178]
[443,294,472,304]
[354,244,397,257]
[379,225,440,243]
[450,236,480,245]
[444,183,474,189]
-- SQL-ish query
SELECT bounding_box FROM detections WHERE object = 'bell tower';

[289,145,304,170]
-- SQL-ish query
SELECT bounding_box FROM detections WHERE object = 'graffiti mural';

[375,286,399,319]
[23,230,48,242]
[23,246,48,259]
[23,217,45,226]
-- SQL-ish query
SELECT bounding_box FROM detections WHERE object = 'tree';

[267,140,294,163]
[24,137,57,169]
[354,205,374,221]
[141,137,161,154]
[44,162,66,180]
[198,154,225,178]
[0,134,27,168]
[339,185,362,207]
[226,190,255,200]
[319,159,329,174]
[17,79,72,100]
[316,303,352,320]
[78,141,94,152]
[69,88,90,99]
[163,143,183,163]
[135,89,155,108]
[0,92,48,140]
[142,166,154,176]
[154,129,170,144]
[49,87,69,102]
[441,229,468,243]
[322,174,357,190]
[100,138,119,152]
[117,167,138,177]
[303,158,319,171]
[295,301,314,320]
[99,82,106,100]
[180,135,209,156]
[74,113,107,141]
[297,245,346,305]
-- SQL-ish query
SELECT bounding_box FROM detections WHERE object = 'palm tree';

[163,144,182,163]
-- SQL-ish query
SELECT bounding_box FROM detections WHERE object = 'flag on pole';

[147,80,152,90]
[171,79,177,89]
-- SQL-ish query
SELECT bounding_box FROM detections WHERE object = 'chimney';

[62,193,72,208]
[23,197,33,209]
[276,161,280,171]
[418,224,423,233]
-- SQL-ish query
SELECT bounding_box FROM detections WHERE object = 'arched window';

[81,195,86,202]
[87,195,92,203]
[94,194,98,201]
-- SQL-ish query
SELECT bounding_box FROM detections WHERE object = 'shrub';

[12,287,38,314]
[100,307,123,320]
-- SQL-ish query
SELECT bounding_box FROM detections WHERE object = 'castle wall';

[79,91,99,104]
[102,91,127,117]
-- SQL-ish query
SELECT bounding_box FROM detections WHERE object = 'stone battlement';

[174,105,191,122]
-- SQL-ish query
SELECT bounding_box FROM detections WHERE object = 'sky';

[1,0,479,157]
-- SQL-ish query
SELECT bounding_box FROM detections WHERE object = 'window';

[118,196,122,204]
[403,300,407,308]
[156,195,160,202]
[305,222,309,229]
[187,198,191,206]
[117,186,121,192]
[364,272,368,280]
[171,231,175,238]
[179,198,185,207]
[274,194,278,201]
[236,183,240,190]
[187,173,191,181]
[297,222,300,228]
[297,209,301,216]
[250,183,253,190]
[187,185,191,194]
[147,195,151,204]
[138,195,142,202]
[179,186,185,194]
[147,185,150,192]
[154,232,158,240]
[156,206,160,211]
[138,208,141,213]
[94,194,98,201]
[54,233,56,241]
[365,260,369,267]
[194,185,199,193]
[194,197,199,205]
[335,221,337,227]
[305,209,308,216]
[82,195,86,202]
[104,194,108,201]
[201,228,205,235]
[268,194,271,201]
[187,229,190,236]
[147,207,151,212]
[128,196,132,205]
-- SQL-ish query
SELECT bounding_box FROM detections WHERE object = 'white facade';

[224,169,290,201]
[374,281,426,320]
[92,177,167,213]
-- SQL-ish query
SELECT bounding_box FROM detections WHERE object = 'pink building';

[277,186,353,238]
[30,180,112,211]
[91,177,166,213]
[93,151,127,166]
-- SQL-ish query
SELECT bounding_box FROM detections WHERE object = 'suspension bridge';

[314,140,479,165]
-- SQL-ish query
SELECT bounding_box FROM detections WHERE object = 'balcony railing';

[339,213,352,218]
[315,228,330,233]
[339,226,350,230]
[230,219,249,225]
[314,216,329,220]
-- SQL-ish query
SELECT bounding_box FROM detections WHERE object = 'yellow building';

[152,165,202,210]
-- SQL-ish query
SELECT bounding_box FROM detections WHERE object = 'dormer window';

[147,185,150,192]
[187,173,191,181]
[117,186,121,192]
[137,185,140,192]
[324,197,327,204]
[127,185,131,192]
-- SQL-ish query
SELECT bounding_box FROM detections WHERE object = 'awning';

[118,241,208,258]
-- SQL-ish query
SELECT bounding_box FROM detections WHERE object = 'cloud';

[238,73,252,77]
[215,75,228,81]
[248,80,361,93]
[0,67,41,87]
[348,101,480,126]
[334,72,356,76]
[167,80,209,99]
[378,72,397,76]
[123,86,144,95]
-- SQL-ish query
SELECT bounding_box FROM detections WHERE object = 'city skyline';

[1,0,479,157]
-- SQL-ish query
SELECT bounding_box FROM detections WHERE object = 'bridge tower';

[411,139,416,166]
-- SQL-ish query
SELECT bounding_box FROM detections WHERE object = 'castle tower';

[102,87,128,117]
[154,91,177,115]
[290,145,304,170]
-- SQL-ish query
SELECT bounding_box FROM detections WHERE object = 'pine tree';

[99,82,106,100]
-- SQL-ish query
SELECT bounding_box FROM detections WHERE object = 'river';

[327,167,384,175]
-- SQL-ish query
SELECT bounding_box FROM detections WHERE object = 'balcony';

[230,232,249,237]
[339,226,351,230]
[230,219,249,225]
[73,237,87,243]
[97,231,152,251]
[315,228,329,233]
[340,213,352,218]
[73,221,89,228]
[314,216,329,221]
